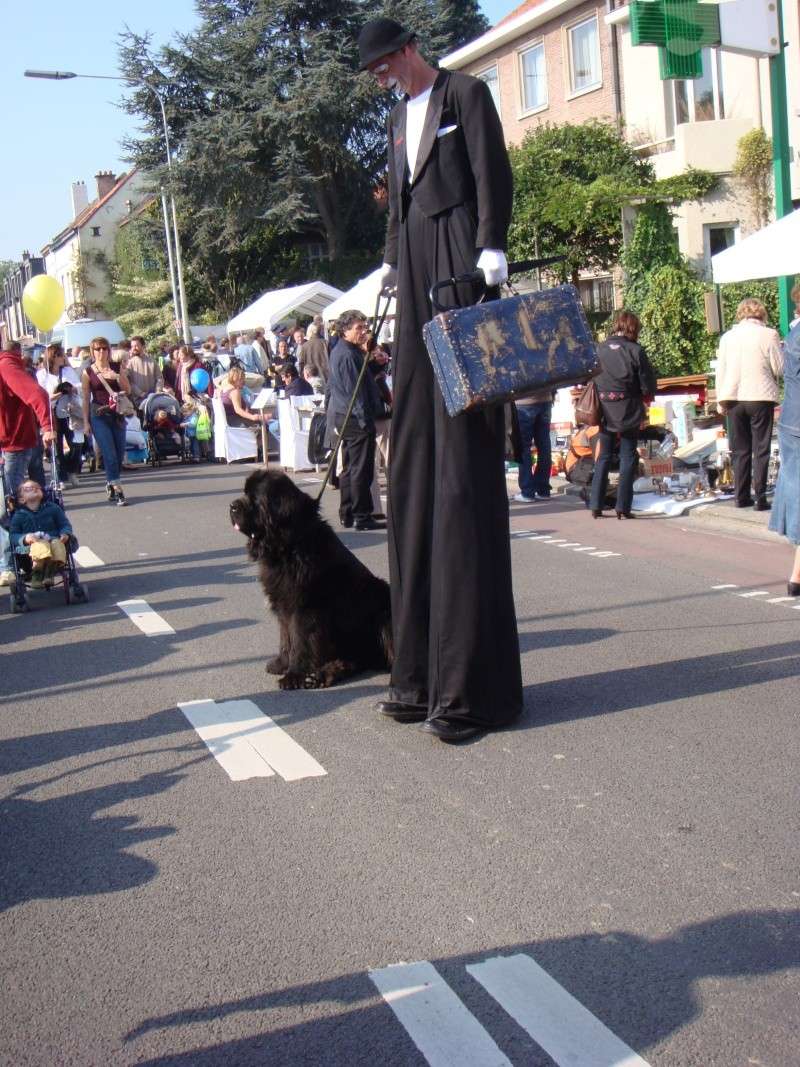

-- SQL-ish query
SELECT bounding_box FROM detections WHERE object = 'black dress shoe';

[354,517,386,531]
[340,517,353,529]
[375,700,427,723]
[421,718,483,743]
[788,581,800,597]
[754,498,771,511]
[735,499,754,508]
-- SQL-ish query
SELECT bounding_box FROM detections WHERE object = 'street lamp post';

[24,69,192,344]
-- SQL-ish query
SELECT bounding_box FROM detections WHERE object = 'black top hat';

[358,18,415,71]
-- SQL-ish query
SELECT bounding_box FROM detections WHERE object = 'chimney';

[94,170,117,200]
[71,180,89,218]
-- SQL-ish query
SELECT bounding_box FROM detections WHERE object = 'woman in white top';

[716,298,784,510]
[37,343,83,488]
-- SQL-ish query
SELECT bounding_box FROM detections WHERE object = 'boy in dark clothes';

[10,480,74,589]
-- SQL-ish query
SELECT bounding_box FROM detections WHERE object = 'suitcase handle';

[429,255,568,312]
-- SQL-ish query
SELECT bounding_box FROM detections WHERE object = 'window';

[91,226,101,237]
[568,16,601,94]
[478,65,501,116]
[519,42,547,113]
[705,223,739,264]
[302,242,326,268]
[581,277,614,313]
[670,48,725,126]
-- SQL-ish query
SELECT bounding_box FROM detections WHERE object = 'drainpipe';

[607,0,623,130]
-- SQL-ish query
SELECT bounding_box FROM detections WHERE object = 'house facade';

[1,251,46,345]
[41,169,148,332]
[441,0,799,296]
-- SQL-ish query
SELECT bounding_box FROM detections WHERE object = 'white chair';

[277,396,313,471]
[212,396,259,463]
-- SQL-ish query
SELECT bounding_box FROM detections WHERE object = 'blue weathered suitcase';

[422,284,598,417]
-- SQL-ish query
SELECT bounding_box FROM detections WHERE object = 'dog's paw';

[266,655,287,675]
[278,671,306,690]
[306,661,350,689]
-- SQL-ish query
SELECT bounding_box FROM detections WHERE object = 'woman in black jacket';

[589,310,656,519]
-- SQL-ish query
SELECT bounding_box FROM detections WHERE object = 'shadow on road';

[123,908,800,1063]
[0,765,186,914]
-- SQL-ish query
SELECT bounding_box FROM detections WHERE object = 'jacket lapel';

[411,69,449,185]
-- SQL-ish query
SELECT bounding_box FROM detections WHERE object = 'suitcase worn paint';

[423,284,598,417]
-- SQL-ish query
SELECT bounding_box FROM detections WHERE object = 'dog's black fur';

[230,469,393,689]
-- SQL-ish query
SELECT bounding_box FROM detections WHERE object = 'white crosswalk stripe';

[468,953,650,1067]
[117,599,175,636]
[511,531,622,558]
[178,698,326,782]
[73,546,105,568]
[369,961,511,1067]
[370,954,651,1067]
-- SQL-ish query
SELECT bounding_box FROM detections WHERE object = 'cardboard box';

[641,457,674,477]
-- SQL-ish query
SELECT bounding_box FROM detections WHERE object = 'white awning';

[711,210,800,284]
[322,268,396,322]
[227,281,343,334]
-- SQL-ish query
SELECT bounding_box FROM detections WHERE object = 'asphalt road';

[1,461,798,1066]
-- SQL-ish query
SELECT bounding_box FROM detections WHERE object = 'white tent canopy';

[711,209,800,284]
[322,268,396,322]
[227,281,343,335]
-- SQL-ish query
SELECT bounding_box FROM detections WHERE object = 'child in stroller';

[10,480,72,589]
[180,393,213,463]
[141,392,187,466]
[2,445,89,612]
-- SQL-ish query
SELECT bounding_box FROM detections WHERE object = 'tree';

[0,260,14,288]
[508,122,655,283]
[117,0,485,316]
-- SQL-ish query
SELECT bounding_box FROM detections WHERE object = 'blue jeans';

[590,428,639,514]
[516,402,552,497]
[1,447,39,569]
[90,413,126,485]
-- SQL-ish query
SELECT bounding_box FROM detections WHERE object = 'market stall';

[227,281,343,335]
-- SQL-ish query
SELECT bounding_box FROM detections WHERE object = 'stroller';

[1,442,89,614]
[141,392,187,467]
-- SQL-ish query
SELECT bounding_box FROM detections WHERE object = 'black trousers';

[728,401,775,504]
[590,428,639,515]
[339,424,375,524]
[387,198,522,727]
[56,417,81,478]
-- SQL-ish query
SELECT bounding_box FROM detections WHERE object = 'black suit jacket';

[384,69,513,267]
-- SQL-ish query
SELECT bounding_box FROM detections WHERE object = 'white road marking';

[467,953,651,1067]
[589,551,622,558]
[545,539,569,544]
[557,542,583,548]
[767,596,796,603]
[738,590,769,598]
[573,546,597,552]
[369,961,511,1067]
[178,699,326,782]
[73,546,104,568]
[712,583,738,590]
[117,599,175,636]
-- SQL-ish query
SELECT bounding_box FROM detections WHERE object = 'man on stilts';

[358,18,523,742]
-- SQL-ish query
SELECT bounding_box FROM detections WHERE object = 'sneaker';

[105,484,117,503]
[115,487,127,507]
[0,570,15,587]
[512,493,538,503]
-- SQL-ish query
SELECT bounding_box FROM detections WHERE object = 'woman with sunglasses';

[81,336,132,506]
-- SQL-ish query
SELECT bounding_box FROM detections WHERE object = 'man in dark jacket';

[358,18,522,741]
[0,341,56,584]
[326,310,382,531]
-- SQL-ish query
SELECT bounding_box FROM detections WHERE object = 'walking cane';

[316,288,395,503]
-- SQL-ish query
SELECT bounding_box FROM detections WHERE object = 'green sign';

[630,0,720,79]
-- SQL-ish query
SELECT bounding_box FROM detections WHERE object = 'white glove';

[379,262,398,294]
[477,248,508,287]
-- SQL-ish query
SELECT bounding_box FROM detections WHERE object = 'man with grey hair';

[233,332,261,375]
[299,323,330,382]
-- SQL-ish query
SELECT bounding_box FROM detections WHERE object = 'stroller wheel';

[10,593,29,614]
[69,583,89,604]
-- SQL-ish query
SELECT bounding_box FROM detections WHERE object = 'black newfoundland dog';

[230,469,393,689]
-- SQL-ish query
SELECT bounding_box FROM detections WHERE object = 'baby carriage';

[141,392,187,467]
[1,442,89,614]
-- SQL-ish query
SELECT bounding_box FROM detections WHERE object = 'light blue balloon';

[190,367,210,391]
